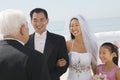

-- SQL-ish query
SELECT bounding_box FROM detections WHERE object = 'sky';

[0,0,120,21]
[0,0,120,34]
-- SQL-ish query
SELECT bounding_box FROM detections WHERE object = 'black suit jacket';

[0,40,50,80]
[26,31,69,80]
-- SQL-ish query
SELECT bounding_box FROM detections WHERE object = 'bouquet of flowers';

[90,73,108,80]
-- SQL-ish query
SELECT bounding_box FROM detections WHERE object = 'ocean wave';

[95,31,120,38]
[94,31,120,46]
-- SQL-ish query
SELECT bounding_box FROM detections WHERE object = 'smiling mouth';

[73,31,78,34]
[37,26,42,29]
[38,26,41,28]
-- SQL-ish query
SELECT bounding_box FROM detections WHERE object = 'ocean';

[46,17,120,46]
[1,17,119,44]
[46,17,120,34]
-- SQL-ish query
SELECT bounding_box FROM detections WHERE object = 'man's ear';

[20,24,25,35]
[46,18,49,24]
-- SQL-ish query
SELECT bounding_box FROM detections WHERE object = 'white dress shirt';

[34,31,47,53]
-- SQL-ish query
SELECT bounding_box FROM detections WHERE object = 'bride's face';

[70,19,82,37]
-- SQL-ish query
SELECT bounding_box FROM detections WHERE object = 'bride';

[66,15,98,80]
[57,15,98,80]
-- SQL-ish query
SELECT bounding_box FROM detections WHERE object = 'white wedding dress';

[67,51,92,80]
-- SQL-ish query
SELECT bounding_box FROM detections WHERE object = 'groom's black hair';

[30,8,48,19]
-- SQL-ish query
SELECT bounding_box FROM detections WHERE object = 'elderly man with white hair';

[0,9,50,80]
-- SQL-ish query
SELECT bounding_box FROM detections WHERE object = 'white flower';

[90,73,108,80]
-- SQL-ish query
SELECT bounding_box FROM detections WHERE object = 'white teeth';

[38,26,41,29]
[74,31,77,34]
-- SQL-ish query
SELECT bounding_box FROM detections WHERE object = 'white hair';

[0,9,26,36]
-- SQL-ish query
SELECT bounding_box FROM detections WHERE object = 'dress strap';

[70,40,74,51]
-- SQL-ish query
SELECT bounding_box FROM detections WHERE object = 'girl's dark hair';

[69,18,78,39]
[101,42,119,65]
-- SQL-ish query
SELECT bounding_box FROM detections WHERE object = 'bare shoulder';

[66,40,73,52]
[116,68,120,79]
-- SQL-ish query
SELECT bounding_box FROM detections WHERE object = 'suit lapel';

[44,31,54,59]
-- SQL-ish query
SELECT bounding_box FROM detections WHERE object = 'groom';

[25,8,69,80]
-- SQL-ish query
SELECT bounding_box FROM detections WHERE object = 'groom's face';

[31,12,49,34]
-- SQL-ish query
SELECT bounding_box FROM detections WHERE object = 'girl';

[96,42,120,80]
